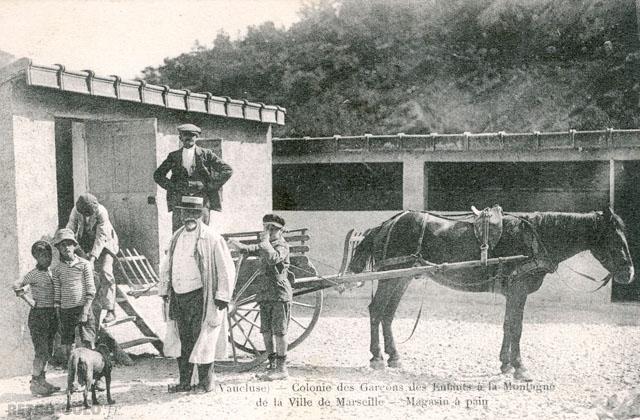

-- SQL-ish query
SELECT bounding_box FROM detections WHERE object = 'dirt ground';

[1,284,640,420]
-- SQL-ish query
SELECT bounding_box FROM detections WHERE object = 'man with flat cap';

[154,124,233,231]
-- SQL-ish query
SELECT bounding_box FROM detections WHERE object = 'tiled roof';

[273,129,640,155]
[5,58,286,125]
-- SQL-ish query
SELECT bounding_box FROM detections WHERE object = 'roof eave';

[18,60,285,125]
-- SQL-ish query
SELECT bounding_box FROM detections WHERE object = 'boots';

[257,353,277,380]
[30,375,53,396]
[168,357,191,393]
[40,372,60,393]
[197,364,214,393]
[267,353,276,372]
[266,355,288,381]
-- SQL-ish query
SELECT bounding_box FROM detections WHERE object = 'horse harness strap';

[377,212,429,270]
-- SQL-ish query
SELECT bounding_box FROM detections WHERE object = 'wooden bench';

[223,228,317,281]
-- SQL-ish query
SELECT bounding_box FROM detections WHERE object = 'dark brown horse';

[349,207,634,381]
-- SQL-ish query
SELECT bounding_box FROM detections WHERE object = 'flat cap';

[31,240,52,256]
[177,124,201,134]
[262,213,285,229]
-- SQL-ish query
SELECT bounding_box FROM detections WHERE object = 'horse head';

[590,207,634,284]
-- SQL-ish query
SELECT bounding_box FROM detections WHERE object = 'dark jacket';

[240,236,291,302]
[154,146,232,212]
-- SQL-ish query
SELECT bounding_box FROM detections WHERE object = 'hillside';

[142,0,640,136]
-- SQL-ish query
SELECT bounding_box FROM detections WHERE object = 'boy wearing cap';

[229,214,291,380]
[154,124,233,231]
[51,228,96,359]
[13,240,61,396]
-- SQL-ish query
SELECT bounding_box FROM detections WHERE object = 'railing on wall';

[273,129,640,155]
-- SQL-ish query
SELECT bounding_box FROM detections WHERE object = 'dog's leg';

[66,356,75,411]
[105,368,115,405]
[83,367,92,408]
[91,383,99,405]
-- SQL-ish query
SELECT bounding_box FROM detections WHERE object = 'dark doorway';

[613,160,640,302]
[55,119,74,228]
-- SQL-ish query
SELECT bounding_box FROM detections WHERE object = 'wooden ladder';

[106,248,163,355]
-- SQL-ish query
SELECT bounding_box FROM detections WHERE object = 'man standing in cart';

[159,196,236,393]
[154,123,233,231]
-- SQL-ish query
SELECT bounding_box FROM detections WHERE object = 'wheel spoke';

[236,294,257,307]
[291,300,316,309]
[227,313,239,363]
[234,270,260,301]
[235,310,262,330]
[290,316,307,330]
[232,314,259,352]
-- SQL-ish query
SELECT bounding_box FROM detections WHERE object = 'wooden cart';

[215,228,528,371]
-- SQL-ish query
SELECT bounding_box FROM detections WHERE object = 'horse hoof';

[387,359,402,369]
[500,364,514,374]
[369,358,385,370]
[513,368,533,382]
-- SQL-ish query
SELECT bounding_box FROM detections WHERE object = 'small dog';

[66,344,115,411]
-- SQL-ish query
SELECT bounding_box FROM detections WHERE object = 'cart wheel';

[229,289,323,355]
[215,272,323,372]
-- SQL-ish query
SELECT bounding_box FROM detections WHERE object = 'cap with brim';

[31,240,52,256]
[177,124,201,134]
[52,228,78,246]
[262,214,285,229]
[175,196,205,210]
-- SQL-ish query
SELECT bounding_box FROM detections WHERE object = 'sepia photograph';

[0,0,639,419]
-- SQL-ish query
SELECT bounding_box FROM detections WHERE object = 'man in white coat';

[159,196,236,393]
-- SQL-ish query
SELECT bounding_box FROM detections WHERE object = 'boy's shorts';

[59,306,96,345]
[28,307,58,359]
[259,301,291,335]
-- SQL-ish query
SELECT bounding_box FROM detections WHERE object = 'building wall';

[0,79,273,377]
[0,81,27,378]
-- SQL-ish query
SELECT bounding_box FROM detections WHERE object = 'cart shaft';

[294,255,529,288]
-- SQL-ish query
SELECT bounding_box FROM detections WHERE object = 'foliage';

[142,0,640,136]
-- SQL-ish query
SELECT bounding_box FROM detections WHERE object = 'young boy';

[229,214,291,380]
[51,228,96,360]
[13,240,61,396]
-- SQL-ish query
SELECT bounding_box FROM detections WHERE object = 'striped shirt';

[13,268,55,308]
[52,257,96,309]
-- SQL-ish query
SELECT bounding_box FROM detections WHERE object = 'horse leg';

[381,277,412,368]
[505,278,531,381]
[368,285,386,369]
[499,302,513,374]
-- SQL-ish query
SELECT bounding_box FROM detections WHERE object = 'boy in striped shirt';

[13,240,61,396]
[51,228,96,360]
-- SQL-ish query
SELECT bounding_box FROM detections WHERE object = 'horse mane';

[516,211,604,253]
